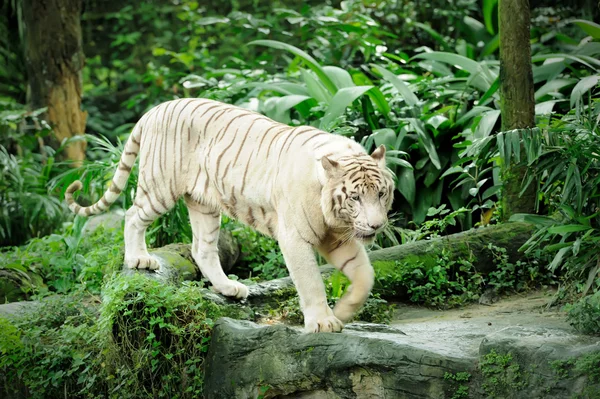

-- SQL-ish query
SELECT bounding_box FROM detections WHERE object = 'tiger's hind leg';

[124,203,162,270]
[185,196,249,299]
[124,179,175,270]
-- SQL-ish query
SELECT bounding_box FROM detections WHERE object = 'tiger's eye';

[351,194,360,201]
[379,191,385,198]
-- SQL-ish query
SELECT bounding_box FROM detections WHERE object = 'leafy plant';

[373,249,484,308]
[565,291,600,335]
[225,218,287,280]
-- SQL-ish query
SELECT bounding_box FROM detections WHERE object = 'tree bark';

[499,0,537,217]
[23,0,87,164]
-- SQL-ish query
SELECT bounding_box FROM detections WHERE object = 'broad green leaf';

[426,115,449,129]
[407,118,441,169]
[319,86,373,129]
[572,19,600,40]
[474,110,500,139]
[322,66,355,89]
[196,17,230,25]
[482,185,501,200]
[483,0,498,34]
[301,69,332,104]
[570,75,599,108]
[262,95,311,124]
[548,247,571,272]
[275,82,310,96]
[440,165,464,178]
[477,76,500,105]
[365,87,391,115]
[397,167,416,205]
[461,16,490,45]
[508,213,556,226]
[547,224,591,235]
[368,128,396,149]
[412,52,495,91]
[244,82,309,96]
[249,40,338,94]
[373,65,419,107]
[456,106,494,126]
[481,34,500,57]
[386,157,413,169]
[533,62,567,84]
[535,100,562,115]
[412,52,482,75]
[534,78,577,100]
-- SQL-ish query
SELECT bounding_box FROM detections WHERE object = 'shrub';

[99,273,225,398]
[565,291,600,335]
[0,273,237,398]
[0,293,105,399]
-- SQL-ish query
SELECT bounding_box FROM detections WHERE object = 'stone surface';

[204,290,600,399]
[82,209,125,235]
[204,318,477,399]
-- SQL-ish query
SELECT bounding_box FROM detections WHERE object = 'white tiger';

[66,98,394,332]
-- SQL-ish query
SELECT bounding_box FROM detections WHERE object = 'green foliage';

[324,272,394,324]
[0,294,105,399]
[0,104,66,247]
[373,250,483,308]
[0,276,234,399]
[99,273,224,398]
[0,217,124,301]
[225,218,287,280]
[486,244,554,293]
[509,91,600,301]
[565,291,600,335]
[549,351,600,395]
[444,371,472,399]
[372,242,552,308]
[481,350,526,397]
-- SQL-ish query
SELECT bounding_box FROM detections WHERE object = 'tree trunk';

[23,0,87,164]
[499,0,537,217]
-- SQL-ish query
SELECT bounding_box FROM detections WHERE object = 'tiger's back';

[135,98,364,239]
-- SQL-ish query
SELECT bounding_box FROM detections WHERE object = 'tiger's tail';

[65,126,142,217]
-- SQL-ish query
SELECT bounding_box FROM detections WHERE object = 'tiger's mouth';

[355,231,377,242]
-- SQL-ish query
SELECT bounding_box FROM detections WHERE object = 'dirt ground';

[388,288,573,358]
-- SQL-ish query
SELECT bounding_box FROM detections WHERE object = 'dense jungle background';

[1,0,600,397]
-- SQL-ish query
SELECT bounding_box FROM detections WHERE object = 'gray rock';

[204,318,600,399]
[479,326,600,398]
[0,300,40,318]
[204,318,476,399]
[479,288,500,306]
[82,209,125,235]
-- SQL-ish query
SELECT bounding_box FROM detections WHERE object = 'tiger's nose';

[369,222,384,231]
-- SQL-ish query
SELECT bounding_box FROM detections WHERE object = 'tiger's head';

[320,145,394,243]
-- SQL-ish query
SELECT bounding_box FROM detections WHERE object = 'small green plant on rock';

[481,350,527,397]
[444,371,471,399]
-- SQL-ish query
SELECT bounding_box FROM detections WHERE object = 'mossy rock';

[369,222,534,275]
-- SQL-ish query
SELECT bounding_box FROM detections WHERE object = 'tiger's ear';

[321,156,341,179]
[370,144,387,169]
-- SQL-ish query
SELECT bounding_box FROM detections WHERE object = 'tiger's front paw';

[212,280,249,300]
[125,255,160,271]
[304,308,344,333]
